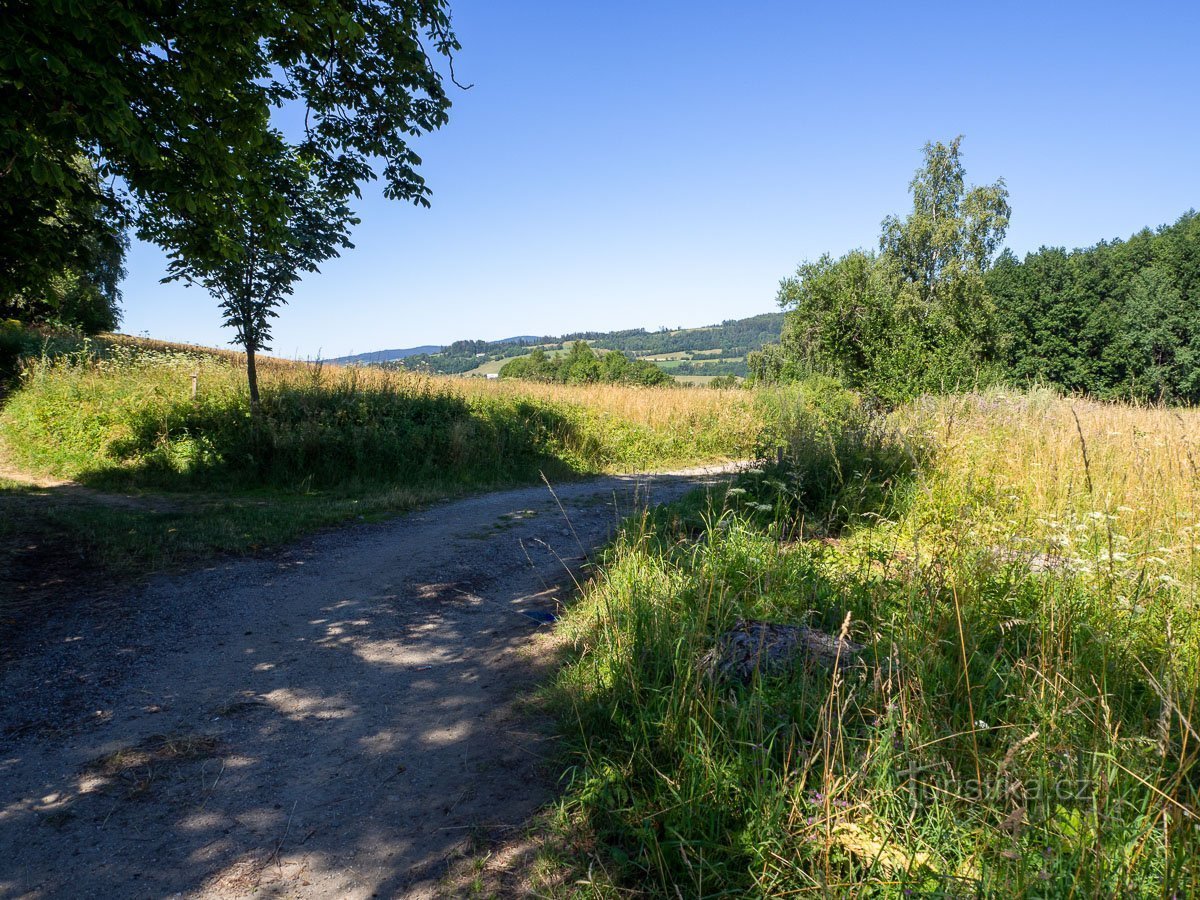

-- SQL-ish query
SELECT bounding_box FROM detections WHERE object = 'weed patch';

[547,389,1200,896]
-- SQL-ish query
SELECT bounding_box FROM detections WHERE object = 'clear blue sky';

[119,0,1200,359]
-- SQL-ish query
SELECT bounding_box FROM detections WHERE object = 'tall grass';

[549,387,1200,896]
[0,337,773,590]
[0,342,763,491]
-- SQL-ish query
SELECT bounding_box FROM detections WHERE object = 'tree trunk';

[245,343,260,410]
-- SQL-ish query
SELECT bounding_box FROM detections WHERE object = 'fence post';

[190,370,198,400]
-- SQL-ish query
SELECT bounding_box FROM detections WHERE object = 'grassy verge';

[0,334,770,612]
[547,388,1200,896]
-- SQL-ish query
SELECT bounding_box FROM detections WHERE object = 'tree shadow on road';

[0,470,732,897]
[0,547,569,897]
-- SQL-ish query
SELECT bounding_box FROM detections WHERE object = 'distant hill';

[335,313,784,382]
[329,335,544,366]
[330,345,443,365]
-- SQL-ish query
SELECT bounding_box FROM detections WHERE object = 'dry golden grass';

[93,332,762,464]
[458,375,756,433]
[903,389,1200,569]
[550,388,1200,896]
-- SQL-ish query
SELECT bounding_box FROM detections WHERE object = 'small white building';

[486,373,500,380]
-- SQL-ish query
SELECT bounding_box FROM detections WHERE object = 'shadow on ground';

[0,467,736,898]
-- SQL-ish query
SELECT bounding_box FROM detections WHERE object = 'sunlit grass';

[0,338,762,485]
[0,335,770,595]
[548,388,1200,897]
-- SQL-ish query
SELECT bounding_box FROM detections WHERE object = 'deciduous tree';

[0,155,127,332]
[1,0,458,284]
[161,140,357,405]
[757,137,1010,400]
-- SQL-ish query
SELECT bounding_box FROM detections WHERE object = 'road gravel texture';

[0,466,737,899]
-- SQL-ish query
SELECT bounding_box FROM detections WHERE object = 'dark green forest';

[988,212,1200,401]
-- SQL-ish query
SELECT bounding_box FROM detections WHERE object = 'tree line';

[989,214,1200,402]
[379,314,782,377]
[559,314,784,358]
[499,342,671,386]
[751,137,1200,404]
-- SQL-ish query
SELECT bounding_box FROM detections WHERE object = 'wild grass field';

[5,330,1199,896]
[545,387,1200,896]
[0,334,763,600]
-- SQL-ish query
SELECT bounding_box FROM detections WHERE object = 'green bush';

[739,378,926,531]
[0,353,586,490]
[0,319,26,383]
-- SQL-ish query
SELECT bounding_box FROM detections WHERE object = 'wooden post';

[190,371,198,400]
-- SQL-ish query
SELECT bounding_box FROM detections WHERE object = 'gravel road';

[0,466,737,899]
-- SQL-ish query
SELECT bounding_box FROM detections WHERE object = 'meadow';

[545,388,1200,896]
[0,334,762,594]
[4,332,1199,896]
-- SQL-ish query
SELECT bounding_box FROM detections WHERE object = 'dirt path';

[0,459,178,512]
[0,466,737,899]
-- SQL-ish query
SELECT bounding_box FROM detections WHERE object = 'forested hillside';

[559,313,784,357]
[498,341,671,385]
[351,312,784,381]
